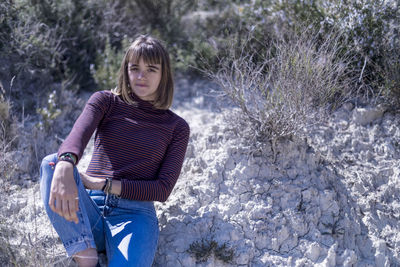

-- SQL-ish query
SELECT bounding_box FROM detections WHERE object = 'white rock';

[337,249,357,267]
[316,243,337,267]
[352,106,385,126]
[236,251,250,265]
[342,102,354,112]
[305,242,320,262]
[375,253,389,267]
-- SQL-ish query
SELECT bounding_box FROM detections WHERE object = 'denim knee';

[39,153,58,206]
[40,153,58,177]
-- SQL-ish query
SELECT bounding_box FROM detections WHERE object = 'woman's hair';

[113,35,174,109]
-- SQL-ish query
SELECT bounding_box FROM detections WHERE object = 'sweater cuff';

[120,179,132,200]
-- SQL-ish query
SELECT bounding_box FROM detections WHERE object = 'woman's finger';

[54,196,63,217]
[69,198,79,224]
[62,199,72,221]
[48,192,56,213]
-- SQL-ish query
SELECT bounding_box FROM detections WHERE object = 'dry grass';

[0,187,76,267]
[204,28,353,144]
[380,43,400,109]
[0,84,86,266]
[0,85,18,186]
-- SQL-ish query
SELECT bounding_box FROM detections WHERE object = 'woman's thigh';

[104,199,159,267]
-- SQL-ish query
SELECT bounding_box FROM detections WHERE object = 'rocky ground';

[1,78,399,266]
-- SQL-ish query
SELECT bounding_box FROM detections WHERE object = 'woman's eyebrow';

[128,63,160,69]
[147,64,160,70]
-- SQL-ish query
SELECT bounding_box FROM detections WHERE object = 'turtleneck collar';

[129,92,167,114]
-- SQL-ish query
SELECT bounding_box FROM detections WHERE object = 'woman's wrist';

[58,152,77,166]
[86,177,106,191]
[55,160,74,170]
[94,178,106,191]
[110,179,121,196]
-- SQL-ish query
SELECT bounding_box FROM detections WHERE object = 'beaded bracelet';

[61,152,77,165]
[58,154,75,166]
[102,177,113,195]
[101,179,107,191]
[107,177,113,194]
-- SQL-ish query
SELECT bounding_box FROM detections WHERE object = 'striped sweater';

[58,90,190,202]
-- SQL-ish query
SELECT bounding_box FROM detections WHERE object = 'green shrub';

[0,0,18,52]
[91,37,128,91]
[25,0,106,90]
[271,0,399,99]
[180,2,259,73]
[202,0,398,103]
[121,0,197,72]
[0,0,124,112]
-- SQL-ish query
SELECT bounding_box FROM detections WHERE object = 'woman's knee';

[40,153,57,178]
[43,152,58,162]
[39,153,58,200]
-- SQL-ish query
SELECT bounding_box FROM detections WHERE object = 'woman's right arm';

[49,91,111,222]
[57,91,112,163]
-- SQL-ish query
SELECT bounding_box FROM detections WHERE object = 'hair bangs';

[128,44,162,65]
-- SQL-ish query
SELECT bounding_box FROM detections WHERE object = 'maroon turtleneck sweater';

[58,90,190,202]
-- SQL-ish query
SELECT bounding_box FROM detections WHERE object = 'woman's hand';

[79,172,105,190]
[80,172,122,196]
[49,161,79,224]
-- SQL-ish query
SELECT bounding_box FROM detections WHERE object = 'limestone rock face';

[152,98,400,266]
[1,78,399,267]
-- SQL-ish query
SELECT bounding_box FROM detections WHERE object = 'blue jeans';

[40,153,159,267]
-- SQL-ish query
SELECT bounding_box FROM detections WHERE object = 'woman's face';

[127,58,162,101]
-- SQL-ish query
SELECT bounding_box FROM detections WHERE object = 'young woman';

[40,35,190,267]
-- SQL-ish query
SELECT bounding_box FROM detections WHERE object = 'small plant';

[0,81,19,185]
[36,90,61,132]
[214,242,234,263]
[187,238,234,263]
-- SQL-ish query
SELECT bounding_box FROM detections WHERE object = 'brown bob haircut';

[112,35,174,109]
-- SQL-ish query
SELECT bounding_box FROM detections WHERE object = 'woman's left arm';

[79,172,122,195]
[120,120,190,202]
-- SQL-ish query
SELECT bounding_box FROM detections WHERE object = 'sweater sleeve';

[58,91,111,163]
[120,119,190,202]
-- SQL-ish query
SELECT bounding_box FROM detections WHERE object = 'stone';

[352,105,385,126]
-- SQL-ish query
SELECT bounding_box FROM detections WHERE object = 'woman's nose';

[138,71,145,79]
